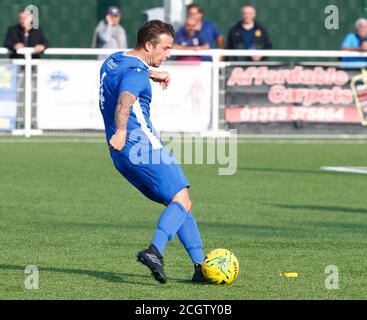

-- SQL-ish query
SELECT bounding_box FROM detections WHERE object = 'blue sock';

[177,212,205,264]
[151,201,187,255]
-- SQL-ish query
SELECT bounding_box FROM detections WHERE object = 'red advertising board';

[224,64,363,124]
[225,106,360,123]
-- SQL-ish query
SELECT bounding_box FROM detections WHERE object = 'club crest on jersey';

[107,59,117,69]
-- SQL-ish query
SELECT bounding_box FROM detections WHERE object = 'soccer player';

[99,20,206,284]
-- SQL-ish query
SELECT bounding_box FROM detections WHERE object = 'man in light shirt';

[341,18,367,67]
[92,6,128,60]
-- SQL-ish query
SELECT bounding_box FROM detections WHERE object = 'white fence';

[1,48,367,137]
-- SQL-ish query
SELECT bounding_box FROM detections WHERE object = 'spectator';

[3,10,48,59]
[226,4,272,61]
[341,18,367,65]
[186,3,224,49]
[92,6,128,60]
[173,18,210,62]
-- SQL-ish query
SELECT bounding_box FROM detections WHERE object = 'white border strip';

[321,166,367,174]
[4,47,367,58]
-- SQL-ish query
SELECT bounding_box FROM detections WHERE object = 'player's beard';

[153,60,162,68]
[147,53,160,68]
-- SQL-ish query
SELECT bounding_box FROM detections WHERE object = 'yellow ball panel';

[202,248,239,285]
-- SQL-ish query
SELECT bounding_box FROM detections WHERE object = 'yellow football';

[202,248,239,285]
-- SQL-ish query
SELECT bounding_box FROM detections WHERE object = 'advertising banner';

[150,62,212,132]
[37,60,104,130]
[37,60,212,132]
[224,64,363,125]
[0,63,17,130]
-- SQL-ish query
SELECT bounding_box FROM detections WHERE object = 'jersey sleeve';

[173,28,184,44]
[342,33,356,48]
[198,32,210,46]
[210,23,221,39]
[119,68,148,98]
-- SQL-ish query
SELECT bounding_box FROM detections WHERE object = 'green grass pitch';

[0,137,366,299]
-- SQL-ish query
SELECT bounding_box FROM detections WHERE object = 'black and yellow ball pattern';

[202,249,239,285]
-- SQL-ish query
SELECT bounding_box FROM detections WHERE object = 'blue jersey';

[176,20,220,48]
[173,29,208,47]
[176,20,220,61]
[341,33,367,64]
[200,20,221,49]
[241,28,255,49]
[99,52,163,157]
[99,52,189,204]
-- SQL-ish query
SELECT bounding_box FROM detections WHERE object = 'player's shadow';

[269,203,367,215]
[0,264,158,286]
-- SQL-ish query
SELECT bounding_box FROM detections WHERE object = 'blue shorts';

[112,147,190,204]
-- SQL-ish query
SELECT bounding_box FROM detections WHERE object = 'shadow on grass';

[0,264,159,286]
[203,221,302,238]
[47,220,307,239]
[203,210,367,237]
[0,264,202,286]
[44,221,152,231]
[270,203,367,215]
[53,220,304,239]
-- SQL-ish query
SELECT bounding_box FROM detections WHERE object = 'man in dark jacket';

[227,4,272,61]
[3,10,49,59]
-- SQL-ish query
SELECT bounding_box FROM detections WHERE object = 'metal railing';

[2,47,367,137]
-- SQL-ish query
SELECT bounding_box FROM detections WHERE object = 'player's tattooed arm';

[109,91,136,152]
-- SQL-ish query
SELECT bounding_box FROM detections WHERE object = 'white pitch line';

[321,166,367,174]
[0,138,105,143]
[236,139,367,144]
